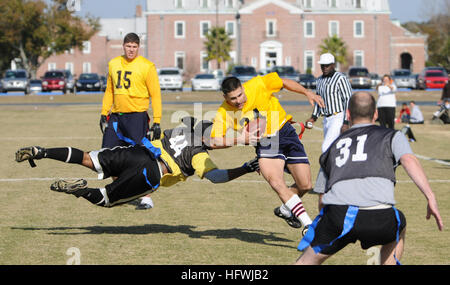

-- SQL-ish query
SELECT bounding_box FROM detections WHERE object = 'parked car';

[228,65,257,83]
[158,67,183,91]
[370,73,382,88]
[75,73,102,92]
[100,75,107,91]
[1,69,30,94]
[348,67,371,89]
[417,69,449,89]
[212,69,225,85]
[64,70,75,93]
[299,74,316,89]
[270,66,300,82]
[191,73,220,91]
[42,70,67,93]
[29,79,42,93]
[391,69,416,89]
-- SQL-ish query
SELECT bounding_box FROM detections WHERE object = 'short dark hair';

[123,33,140,45]
[348,92,376,121]
[221,76,242,95]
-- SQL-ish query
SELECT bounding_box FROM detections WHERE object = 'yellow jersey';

[101,55,162,123]
[211,72,292,138]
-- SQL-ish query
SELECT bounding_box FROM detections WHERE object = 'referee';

[305,53,353,153]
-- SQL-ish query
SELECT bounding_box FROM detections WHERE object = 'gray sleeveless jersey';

[315,124,413,207]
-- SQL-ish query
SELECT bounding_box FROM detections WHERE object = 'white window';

[200,21,211,38]
[174,0,184,8]
[199,0,209,8]
[48,62,56,71]
[175,51,185,70]
[175,21,185,38]
[82,62,91,73]
[303,0,313,8]
[304,51,315,72]
[251,57,257,68]
[353,0,362,8]
[328,0,338,8]
[200,51,209,71]
[226,21,236,38]
[285,56,292,66]
[354,50,364,67]
[82,41,91,54]
[304,21,315,38]
[225,0,234,8]
[354,21,364,38]
[266,19,277,37]
[65,62,74,74]
[329,21,339,37]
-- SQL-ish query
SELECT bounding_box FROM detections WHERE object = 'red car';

[41,70,67,93]
[418,69,448,89]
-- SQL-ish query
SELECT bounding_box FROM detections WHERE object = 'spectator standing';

[376,75,397,129]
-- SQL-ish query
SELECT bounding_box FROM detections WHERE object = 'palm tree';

[318,35,348,68]
[204,26,233,70]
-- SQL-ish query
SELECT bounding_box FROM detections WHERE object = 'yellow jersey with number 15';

[101,55,162,123]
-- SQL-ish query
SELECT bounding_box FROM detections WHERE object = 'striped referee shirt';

[312,71,353,120]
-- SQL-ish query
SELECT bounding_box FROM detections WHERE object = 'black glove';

[242,157,260,173]
[150,123,161,141]
[100,115,108,134]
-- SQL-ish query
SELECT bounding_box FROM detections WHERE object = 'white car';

[191,74,220,91]
[158,68,183,91]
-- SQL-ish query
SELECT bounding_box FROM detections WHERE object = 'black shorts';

[102,112,150,148]
[310,205,406,255]
[89,145,161,206]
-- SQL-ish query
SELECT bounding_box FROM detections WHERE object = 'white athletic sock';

[285,194,312,227]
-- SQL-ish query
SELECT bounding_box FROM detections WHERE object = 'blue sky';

[73,0,427,23]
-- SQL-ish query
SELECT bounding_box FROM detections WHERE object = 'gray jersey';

[314,123,413,207]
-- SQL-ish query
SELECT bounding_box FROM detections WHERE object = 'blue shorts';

[256,122,309,164]
[102,112,150,148]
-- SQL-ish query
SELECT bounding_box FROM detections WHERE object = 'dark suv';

[228,66,257,83]
[348,67,371,89]
[42,70,67,93]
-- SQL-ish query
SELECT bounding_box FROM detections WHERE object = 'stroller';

[432,101,450,124]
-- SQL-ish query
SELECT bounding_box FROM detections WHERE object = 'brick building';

[38,0,427,80]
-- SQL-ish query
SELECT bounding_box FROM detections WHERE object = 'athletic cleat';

[302,225,310,237]
[50,179,87,194]
[15,146,46,163]
[274,207,302,228]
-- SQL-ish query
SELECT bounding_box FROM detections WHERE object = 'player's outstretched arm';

[400,153,444,231]
[203,158,260,183]
[281,78,324,108]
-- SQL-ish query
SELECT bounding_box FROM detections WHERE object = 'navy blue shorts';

[256,122,309,164]
[102,112,150,148]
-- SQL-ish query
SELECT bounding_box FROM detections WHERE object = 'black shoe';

[15,146,46,162]
[274,207,302,228]
[50,179,87,194]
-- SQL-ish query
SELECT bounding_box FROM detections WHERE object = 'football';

[245,117,267,137]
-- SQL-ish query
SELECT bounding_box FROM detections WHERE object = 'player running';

[14,118,259,208]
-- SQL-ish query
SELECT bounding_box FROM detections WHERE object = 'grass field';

[0,89,448,265]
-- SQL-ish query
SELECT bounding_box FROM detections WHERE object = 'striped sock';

[45,147,84,164]
[285,194,312,227]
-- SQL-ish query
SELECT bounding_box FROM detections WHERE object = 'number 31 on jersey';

[335,134,368,167]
